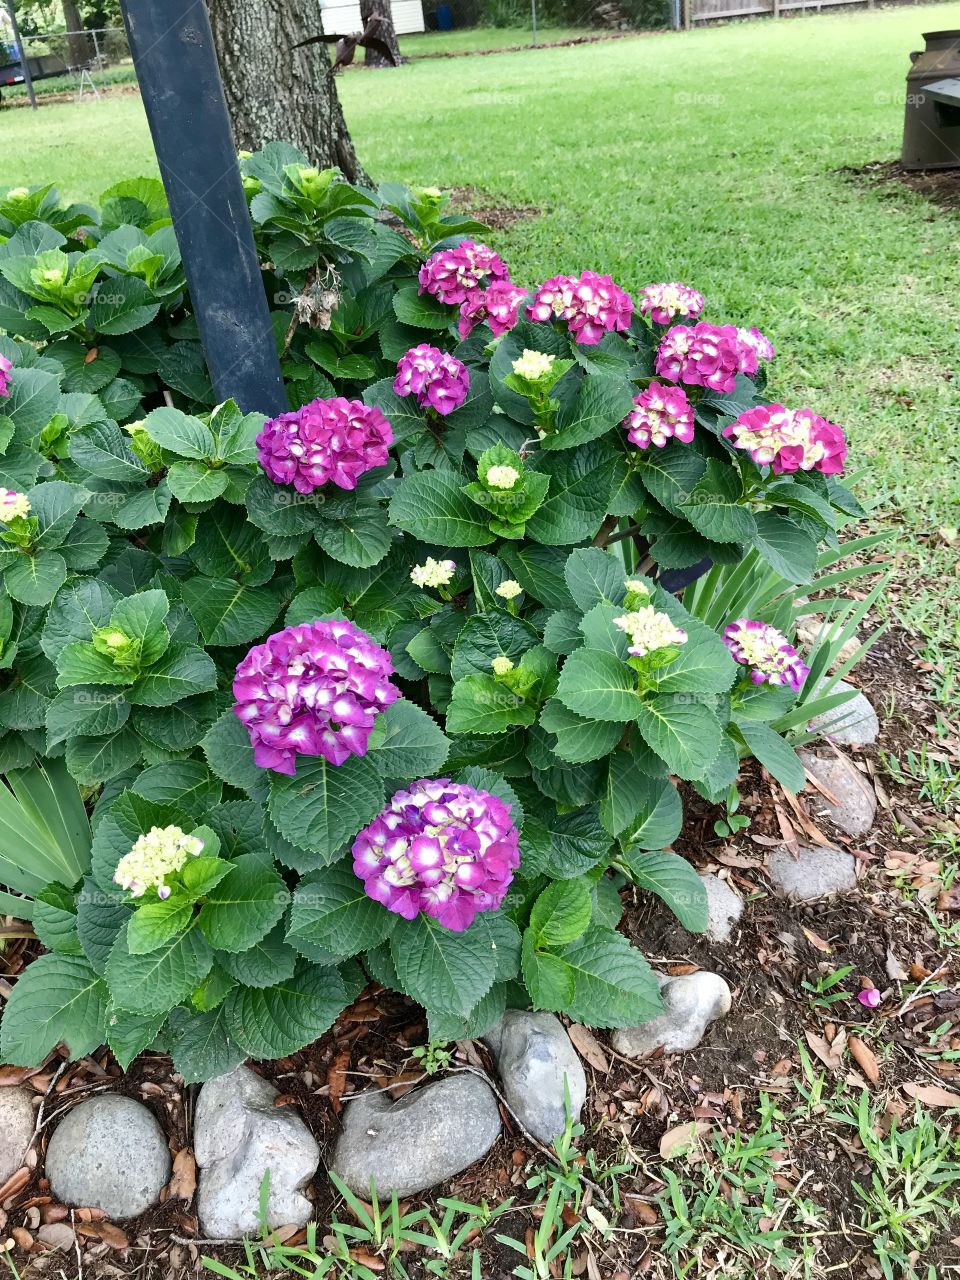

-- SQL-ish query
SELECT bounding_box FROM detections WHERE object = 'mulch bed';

[842,159,960,212]
[2,621,958,1279]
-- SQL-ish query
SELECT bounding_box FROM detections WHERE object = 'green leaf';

[0,953,108,1065]
[30,480,88,551]
[32,883,82,956]
[76,879,131,972]
[127,644,218,706]
[620,850,707,932]
[4,551,67,606]
[126,897,194,955]
[197,854,290,952]
[4,366,62,433]
[106,922,213,1016]
[201,710,263,793]
[521,805,611,879]
[751,512,817,584]
[65,726,141,785]
[734,718,805,793]
[556,927,662,1027]
[525,441,617,545]
[389,470,494,548]
[392,286,452,329]
[545,374,635,451]
[529,878,593,949]
[106,1007,165,1070]
[446,673,536,735]
[390,913,498,1018]
[450,613,540,682]
[316,503,392,569]
[680,459,756,544]
[181,577,282,646]
[556,647,642,723]
[45,686,130,748]
[224,961,350,1058]
[538,699,623,764]
[168,1005,246,1085]
[167,461,229,503]
[366,699,449,778]
[55,641,134,689]
[634,695,721,781]
[268,754,384,861]
[649,622,737,695]
[521,931,575,1010]
[287,864,394,961]
[563,547,628,613]
[217,924,297,987]
[110,589,170,667]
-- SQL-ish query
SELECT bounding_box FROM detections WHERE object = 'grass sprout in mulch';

[842,159,960,214]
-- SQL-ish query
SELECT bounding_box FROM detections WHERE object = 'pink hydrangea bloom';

[257,398,392,494]
[655,323,744,393]
[722,404,847,475]
[526,271,633,346]
[394,344,470,416]
[723,618,809,693]
[418,241,509,306]
[458,281,527,339]
[638,282,705,326]
[0,355,11,399]
[352,778,520,932]
[737,326,775,364]
[233,619,400,776]
[622,382,695,449]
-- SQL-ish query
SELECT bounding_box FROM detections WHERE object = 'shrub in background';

[0,147,866,1080]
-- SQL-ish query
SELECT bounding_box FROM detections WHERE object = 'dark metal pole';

[6,2,37,110]
[118,0,286,416]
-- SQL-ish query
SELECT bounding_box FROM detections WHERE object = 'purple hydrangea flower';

[722,404,847,475]
[233,619,400,776]
[257,397,393,494]
[352,778,521,932]
[638,282,705,326]
[622,382,695,449]
[526,271,633,346]
[737,326,775,364]
[655,322,743,394]
[394,344,470,416]
[458,281,527,339]
[723,618,810,693]
[418,241,510,306]
[0,355,11,399]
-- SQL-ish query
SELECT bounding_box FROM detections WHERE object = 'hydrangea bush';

[0,148,864,1081]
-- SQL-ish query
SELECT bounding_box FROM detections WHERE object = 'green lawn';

[396,25,596,55]
[2,4,959,680]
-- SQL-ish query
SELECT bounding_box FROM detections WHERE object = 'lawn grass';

[396,24,595,55]
[1,3,959,681]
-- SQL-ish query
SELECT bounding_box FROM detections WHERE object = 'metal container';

[902,29,960,171]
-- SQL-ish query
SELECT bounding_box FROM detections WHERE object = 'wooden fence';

[687,0,877,24]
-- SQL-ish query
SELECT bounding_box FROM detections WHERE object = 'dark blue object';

[436,4,454,29]
[657,557,713,594]
[118,0,287,416]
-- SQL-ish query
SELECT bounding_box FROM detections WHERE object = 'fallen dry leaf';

[903,1082,960,1108]
[349,1249,385,1271]
[168,1148,196,1202]
[327,1048,351,1116]
[568,1024,608,1072]
[848,1036,880,1085]
[885,947,909,981]
[804,1028,846,1071]
[802,927,833,954]
[659,1120,711,1159]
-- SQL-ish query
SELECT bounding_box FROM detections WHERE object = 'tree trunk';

[207,0,369,186]
[61,0,93,66]
[360,0,402,68]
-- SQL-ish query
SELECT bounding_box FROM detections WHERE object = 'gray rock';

[611,972,732,1059]
[0,1087,35,1184]
[800,750,877,838]
[331,1073,501,1198]
[45,1094,170,1219]
[700,875,744,943]
[768,844,857,901]
[482,1011,586,1143]
[806,679,879,747]
[195,1066,319,1239]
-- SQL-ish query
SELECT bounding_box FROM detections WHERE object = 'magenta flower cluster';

[257,397,392,494]
[737,326,775,363]
[0,355,11,399]
[526,271,633,346]
[723,618,810,693]
[233,619,400,776]
[622,382,695,450]
[394,344,470,416]
[352,778,520,932]
[722,404,847,475]
[638,282,705,326]
[418,240,509,306]
[458,280,527,340]
[655,322,745,394]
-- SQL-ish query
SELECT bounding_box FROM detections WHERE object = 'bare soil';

[843,159,960,213]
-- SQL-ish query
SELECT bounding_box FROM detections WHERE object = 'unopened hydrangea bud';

[495,579,522,601]
[0,487,30,522]
[6,188,29,200]
[491,656,515,676]
[511,349,555,381]
[486,465,519,490]
[411,557,456,589]
[114,825,204,900]
[614,607,688,659]
[722,618,809,692]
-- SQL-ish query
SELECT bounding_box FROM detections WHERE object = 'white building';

[319,0,426,36]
